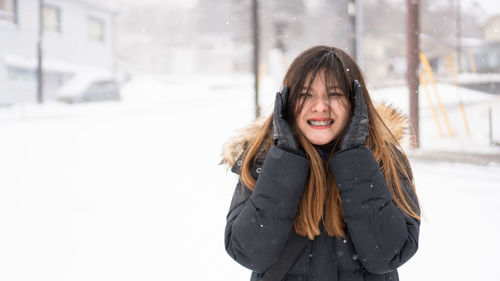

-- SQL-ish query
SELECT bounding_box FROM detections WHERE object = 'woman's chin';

[306,135,336,146]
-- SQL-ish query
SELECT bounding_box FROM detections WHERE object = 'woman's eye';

[328,92,342,97]
[299,93,312,98]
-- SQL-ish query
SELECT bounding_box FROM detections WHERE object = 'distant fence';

[436,74,500,95]
[463,82,500,95]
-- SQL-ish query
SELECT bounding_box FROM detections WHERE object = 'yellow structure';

[419,52,455,137]
[419,70,445,138]
[445,54,471,137]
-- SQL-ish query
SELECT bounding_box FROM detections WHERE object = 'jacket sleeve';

[224,146,310,273]
[329,145,420,274]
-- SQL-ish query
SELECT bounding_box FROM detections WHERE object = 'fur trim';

[374,102,407,143]
[220,116,267,169]
[220,102,407,169]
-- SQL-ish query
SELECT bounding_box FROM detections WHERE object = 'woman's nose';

[311,96,329,112]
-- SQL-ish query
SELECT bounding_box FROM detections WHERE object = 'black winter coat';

[224,145,420,281]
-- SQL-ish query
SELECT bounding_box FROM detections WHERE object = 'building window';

[43,4,61,32]
[0,0,17,23]
[88,17,104,42]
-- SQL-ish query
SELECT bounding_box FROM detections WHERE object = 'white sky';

[475,0,500,14]
[372,0,500,16]
[105,0,500,17]
[104,0,198,9]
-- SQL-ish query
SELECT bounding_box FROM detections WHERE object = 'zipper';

[307,240,314,281]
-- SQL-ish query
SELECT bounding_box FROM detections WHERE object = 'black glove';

[272,86,300,152]
[339,80,369,151]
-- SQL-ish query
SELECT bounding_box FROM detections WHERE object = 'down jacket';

[221,103,420,281]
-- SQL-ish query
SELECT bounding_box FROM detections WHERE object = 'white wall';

[0,0,116,103]
[41,0,114,71]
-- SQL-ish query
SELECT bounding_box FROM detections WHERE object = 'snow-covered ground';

[0,75,499,281]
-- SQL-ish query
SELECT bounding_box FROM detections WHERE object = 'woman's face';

[295,70,351,145]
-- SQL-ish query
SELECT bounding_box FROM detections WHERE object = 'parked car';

[57,74,121,104]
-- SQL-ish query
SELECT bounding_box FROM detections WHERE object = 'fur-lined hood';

[221,102,407,169]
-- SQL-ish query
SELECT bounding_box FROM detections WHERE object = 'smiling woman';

[221,45,421,281]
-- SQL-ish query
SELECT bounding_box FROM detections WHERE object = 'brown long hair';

[241,46,420,240]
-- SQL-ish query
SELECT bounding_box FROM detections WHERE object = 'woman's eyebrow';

[300,86,342,91]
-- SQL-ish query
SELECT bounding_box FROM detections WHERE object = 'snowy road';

[0,81,499,281]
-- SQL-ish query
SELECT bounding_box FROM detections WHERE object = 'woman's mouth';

[307,119,334,128]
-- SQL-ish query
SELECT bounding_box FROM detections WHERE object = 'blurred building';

[428,14,500,76]
[476,14,500,73]
[111,0,352,78]
[483,15,500,44]
[0,0,117,104]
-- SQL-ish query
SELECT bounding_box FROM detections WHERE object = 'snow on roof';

[69,0,119,14]
[4,55,111,76]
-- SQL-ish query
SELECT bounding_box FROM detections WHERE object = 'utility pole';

[347,0,356,60]
[112,12,118,81]
[355,0,364,67]
[251,0,261,118]
[36,0,44,104]
[456,0,461,73]
[407,0,420,149]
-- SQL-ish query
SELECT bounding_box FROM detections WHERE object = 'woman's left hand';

[339,80,369,151]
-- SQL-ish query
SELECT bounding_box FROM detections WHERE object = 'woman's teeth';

[307,120,333,126]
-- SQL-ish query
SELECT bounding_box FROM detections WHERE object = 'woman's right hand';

[272,86,301,152]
